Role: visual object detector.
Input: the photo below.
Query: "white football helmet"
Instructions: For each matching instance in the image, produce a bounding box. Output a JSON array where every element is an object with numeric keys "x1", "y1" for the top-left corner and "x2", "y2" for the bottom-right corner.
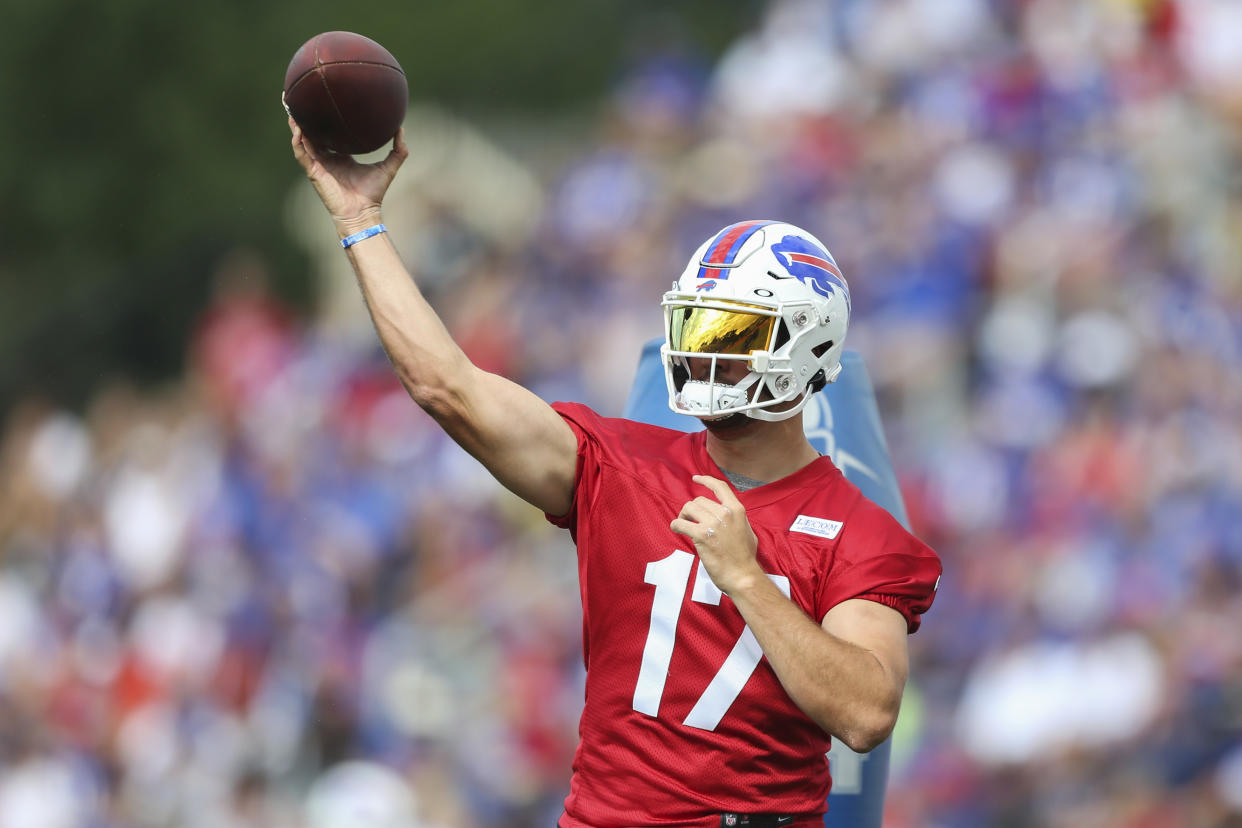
[{"x1": 661, "y1": 220, "x2": 850, "y2": 422}]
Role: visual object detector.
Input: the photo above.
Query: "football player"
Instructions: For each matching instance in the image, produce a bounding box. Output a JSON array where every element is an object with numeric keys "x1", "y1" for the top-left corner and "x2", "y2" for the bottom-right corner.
[{"x1": 290, "y1": 120, "x2": 940, "y2": 828}]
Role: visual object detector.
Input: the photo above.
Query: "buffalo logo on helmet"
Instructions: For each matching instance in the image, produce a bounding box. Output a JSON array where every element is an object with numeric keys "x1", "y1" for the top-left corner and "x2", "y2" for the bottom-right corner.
[{"x1": 771, "y1": 234, "x2": 851, "y2": 313}]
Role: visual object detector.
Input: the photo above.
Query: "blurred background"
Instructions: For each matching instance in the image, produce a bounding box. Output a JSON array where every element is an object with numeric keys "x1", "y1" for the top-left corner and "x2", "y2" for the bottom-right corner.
[{"x1": 2, "y1": 0, "x2": 1241, "y2": 825}]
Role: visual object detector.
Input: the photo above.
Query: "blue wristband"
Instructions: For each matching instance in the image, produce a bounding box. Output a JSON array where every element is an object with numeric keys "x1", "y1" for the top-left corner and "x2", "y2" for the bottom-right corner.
[{"x1": 340, "y1": 223, "x2": 387, "y2": 249}]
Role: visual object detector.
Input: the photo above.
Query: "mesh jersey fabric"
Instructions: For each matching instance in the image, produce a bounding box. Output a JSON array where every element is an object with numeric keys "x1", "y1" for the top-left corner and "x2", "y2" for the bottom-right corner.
[{"x1": 545, "y1": 402, "x2": 941, "y2": 828}]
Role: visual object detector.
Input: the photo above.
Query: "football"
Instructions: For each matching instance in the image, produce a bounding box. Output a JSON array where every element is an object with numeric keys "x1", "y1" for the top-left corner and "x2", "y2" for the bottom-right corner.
[{"x1": 283, "y1": 31, "x2": 408, "y2": 155}]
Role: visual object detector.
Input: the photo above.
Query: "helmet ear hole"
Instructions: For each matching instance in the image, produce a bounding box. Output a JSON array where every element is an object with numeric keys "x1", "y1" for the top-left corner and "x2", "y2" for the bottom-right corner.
[{"x1": 807, "y1": 340, "x2": 835, "y2": 392}]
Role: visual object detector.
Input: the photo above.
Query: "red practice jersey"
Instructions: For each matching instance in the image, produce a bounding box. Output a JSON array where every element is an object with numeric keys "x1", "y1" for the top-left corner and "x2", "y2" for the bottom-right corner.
[{"x1": 546, "y1": 403, "x2": 941, "y2": 828}]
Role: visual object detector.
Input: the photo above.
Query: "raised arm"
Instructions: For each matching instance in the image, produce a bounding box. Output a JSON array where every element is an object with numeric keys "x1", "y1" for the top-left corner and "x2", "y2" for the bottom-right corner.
[{"x1": 289, "y1": 118, "x2": 578, "y2": 516}]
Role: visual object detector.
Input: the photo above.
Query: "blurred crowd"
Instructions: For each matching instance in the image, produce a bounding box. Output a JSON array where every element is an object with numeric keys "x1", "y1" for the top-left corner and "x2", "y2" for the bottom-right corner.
[{"x1": 3, "y1": 0, "x2": 1241, "y2": 825}]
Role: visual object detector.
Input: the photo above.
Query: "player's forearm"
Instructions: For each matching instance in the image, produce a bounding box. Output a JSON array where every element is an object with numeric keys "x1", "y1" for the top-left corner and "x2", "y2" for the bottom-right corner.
[
  {"x1": 728, "y1": 577, "x2": 902, "y2": 752},
  {"x1": 338, "y1": 218, "x2": 473, "y2": 413}
]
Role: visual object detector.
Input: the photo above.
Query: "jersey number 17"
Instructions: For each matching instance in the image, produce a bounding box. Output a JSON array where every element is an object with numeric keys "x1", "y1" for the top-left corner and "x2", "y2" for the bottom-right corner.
[{"x1": 632, "y1": 550, "x2": 790, "y2": 731}]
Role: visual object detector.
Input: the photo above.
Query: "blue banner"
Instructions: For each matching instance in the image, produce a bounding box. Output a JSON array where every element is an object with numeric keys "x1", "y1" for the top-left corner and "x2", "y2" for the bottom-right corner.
[{"x1": 622, "y1": 342, "x2": 902, "y2": 828}]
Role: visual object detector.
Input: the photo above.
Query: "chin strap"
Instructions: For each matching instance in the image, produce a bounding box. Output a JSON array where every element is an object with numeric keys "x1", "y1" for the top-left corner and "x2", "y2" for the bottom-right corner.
[{"x1": 744, "y1": 389, "x2": 814, "y2": 422}]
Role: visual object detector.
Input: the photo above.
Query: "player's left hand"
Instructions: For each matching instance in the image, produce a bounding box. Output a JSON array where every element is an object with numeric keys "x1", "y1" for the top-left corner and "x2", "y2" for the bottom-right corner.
[{"x1": 670, "y1": 475, "x2": 764, "y2": 595}]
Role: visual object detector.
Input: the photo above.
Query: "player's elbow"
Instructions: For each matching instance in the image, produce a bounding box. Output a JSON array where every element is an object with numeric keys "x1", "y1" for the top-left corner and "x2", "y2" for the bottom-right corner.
[
  {"x1": 390, "y1": 343, "x2": 474, "y2": 416},
  {"x1": 832, "y1": 692, "x2": 901, "y2": 754},
  {"x1": 407, "y1": 378, "x2": 462, "y2": 419},
  {"x1": 403, "y1": 360, "x2": 473, "y2": 423},
  {"x1": 837, "y1": 714, "x2": 895, "y2": 754}
]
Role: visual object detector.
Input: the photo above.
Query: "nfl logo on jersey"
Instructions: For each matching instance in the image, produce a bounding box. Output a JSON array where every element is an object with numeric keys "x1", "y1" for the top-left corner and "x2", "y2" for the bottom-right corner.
[{"x1": 724, "y1": 817, "x2": 738, "y2": 827}]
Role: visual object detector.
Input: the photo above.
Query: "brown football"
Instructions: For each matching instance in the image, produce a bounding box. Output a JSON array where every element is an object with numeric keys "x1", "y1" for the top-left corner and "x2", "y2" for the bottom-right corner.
[{"x1": 283, "y1": 31, "x2": 408, "y2": 155}]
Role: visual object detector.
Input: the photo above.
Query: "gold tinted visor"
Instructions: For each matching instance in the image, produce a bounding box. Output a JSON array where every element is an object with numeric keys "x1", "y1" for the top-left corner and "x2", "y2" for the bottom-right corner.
[{"x1": 669, "y1": 304, "x2": 777, "y2": 355}]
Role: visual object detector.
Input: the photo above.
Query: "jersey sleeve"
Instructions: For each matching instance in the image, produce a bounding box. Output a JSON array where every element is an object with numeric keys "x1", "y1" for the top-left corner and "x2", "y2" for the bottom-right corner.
[
  {"x1": 543, "y1": 401, "x2": 606, "y2": 533},
  {"x1": 816, "y1": 495, "x2": 941, "y2": 633}
]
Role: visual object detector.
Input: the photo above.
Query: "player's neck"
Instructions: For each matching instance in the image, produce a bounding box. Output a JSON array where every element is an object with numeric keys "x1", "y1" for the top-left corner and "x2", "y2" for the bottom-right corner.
[{"x1": 703, "y1": 411, "x2": 820, "y2": 484}]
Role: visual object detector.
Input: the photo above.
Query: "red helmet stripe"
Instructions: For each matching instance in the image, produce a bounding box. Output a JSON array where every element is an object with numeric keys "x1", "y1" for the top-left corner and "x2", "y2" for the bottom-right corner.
[
  {"x1": 704, "y1": 220, "x2": 766, "y2": 265},
  {"x1": 786, "y1": 251, "x2": 842, "y2": 278}
]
